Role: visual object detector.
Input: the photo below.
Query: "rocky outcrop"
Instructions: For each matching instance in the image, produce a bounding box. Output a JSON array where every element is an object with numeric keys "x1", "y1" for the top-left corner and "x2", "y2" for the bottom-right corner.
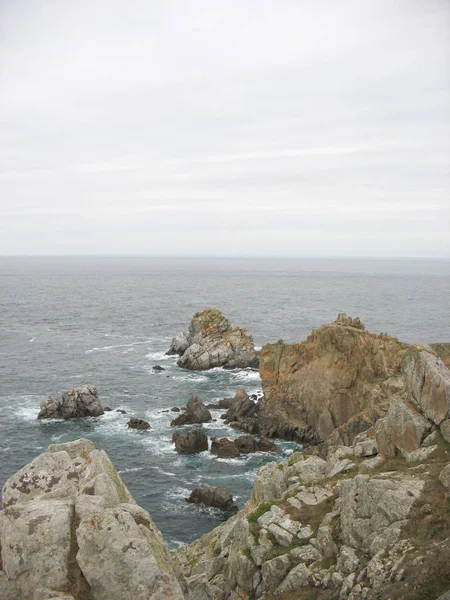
[
  {"x1": 172, "y1": 429, "x2": 208, "y2": 454},
  {"x1": 38, "y1": 385, "x2": 104, "y2": 420},
  {"x1": 170, "y1": 395, "x2": 212, "y2": 426},
  {"x1": 175, "y1": 421, "x2": 450, "y2": 600},
  {"x1": 211, "y1": 435, "x2": 277, "y2": 458},
  {"x1": 258, "y1": 315, "x2": 406, "y2": 444},
  {"x1": 186, "y1": 486, "x2": 238, "y2": 512},
  {"x1": 0, "y1": 439, "x2": 184, "y2": 600},
  {"x1": 168, "y1": 309, "x2": 259, "y2": 370},
  {"x1": 127, "y1": 418, "x2": 150, "y2": 430}
]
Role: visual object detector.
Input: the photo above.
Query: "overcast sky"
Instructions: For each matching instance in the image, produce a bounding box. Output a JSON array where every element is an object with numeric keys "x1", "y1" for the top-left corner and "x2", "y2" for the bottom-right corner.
[{"x1": 0, "y1": 1, "x2": 449, "y2": 257}]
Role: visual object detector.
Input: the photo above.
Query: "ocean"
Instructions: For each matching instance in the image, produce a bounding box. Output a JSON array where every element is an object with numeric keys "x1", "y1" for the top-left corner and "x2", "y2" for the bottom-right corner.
[{"x1": 0, "y1": 256, "x2": 449, "y2": 547}]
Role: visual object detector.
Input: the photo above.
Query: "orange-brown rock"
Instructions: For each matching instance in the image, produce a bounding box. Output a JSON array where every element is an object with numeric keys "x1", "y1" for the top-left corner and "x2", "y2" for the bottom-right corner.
[{"x1": 258, "y1": 315, "x2": 407, "y2": 444}]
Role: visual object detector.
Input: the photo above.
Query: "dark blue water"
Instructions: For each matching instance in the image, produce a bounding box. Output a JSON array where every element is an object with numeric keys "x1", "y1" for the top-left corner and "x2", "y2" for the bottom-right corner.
[{"x1": 0, "y1": 256, "x2": 449, "y2": 546}]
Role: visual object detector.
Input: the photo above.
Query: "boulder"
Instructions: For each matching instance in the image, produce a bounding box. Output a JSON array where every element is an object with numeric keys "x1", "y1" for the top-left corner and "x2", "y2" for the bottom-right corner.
[
  {"x1": 171, "y1": 395, "x2": 212, "y2": 426},
  {"x1": 402, "y1": 345, "x2": 450, "y2": 424},
  {"x1": 186, "y1": 485, "x2": 238, "y2": 512},
  {"x1": 234, "y1": 435, "x2": 258, "y2": 454},
  {"x1": 172, "y1": 429, "x2": 208, "y2": 454},
  {"x1": 38, "y1": 385, "x2": 104, "y2": 420},
  {"x1": 210, "y1": 437, "x2": 240, "y2": 458},
  {"x1": 127, "y1": 418, "x2": 150, "y2": 430},
  {"x1": 0, "y1": 439, "x2": 183, "y2": 600},
  {"x1": 169, "y1": 309, "x2": 259, "y2": 370},
  {"x1": 375, "y1": 396, "x2": 431, "y2": 457}
]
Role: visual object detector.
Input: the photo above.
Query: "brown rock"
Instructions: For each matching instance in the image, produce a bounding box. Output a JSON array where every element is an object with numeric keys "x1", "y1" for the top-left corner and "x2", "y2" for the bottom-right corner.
[
  {"x1": 127, "y1": 418, "x2": 150, "y2": 430},
  {"x1": 170, "y1": 395, "x2": 212, "y2": 426},
  {"x1": 186, "y1": 485, "x2": 238, "y2": 512},
  {"x1": 172, "y1": 429, "x2": 208, "y2": 454},
  {"x1": 210, "y1": 437, "x2": 240, "y2": 458}
]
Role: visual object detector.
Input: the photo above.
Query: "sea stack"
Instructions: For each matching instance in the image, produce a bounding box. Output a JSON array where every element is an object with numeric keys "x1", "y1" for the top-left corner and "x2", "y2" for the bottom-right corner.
[{"x1": 167, "y1": 308, "x2": 259, "y2": 370}]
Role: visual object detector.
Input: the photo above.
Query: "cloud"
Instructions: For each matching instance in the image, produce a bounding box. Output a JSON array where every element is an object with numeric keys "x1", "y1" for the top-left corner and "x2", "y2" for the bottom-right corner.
[{"x1": 0, "y1": 0, "x2": 449, "y2": 256}]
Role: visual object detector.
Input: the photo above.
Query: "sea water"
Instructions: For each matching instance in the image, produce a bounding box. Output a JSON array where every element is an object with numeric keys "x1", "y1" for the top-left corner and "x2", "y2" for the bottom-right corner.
[{"x1": 0, "y1": 256, "x2": 449, "y2": 547}]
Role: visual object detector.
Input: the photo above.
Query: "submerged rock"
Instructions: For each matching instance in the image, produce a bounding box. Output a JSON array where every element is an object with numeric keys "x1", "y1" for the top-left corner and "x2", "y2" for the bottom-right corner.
[
  {"x1": 186, "y1": 485, "x2": 238, "y2": 512},
  {"x1": 38, "y1": 385, "x2": 104, "y2": 420},
  {"x1": 152, "y1": 364, "x2": 165, "y2": 372},
  {"x1": 170, "y1": 395, "x2": 212, "y2": 426},
  {"x1": 168, "y1": 309, "x2": 259, "y2": 370},
  {"x1": 172, "y1": 429, "x2": 208, "y2": 454}
]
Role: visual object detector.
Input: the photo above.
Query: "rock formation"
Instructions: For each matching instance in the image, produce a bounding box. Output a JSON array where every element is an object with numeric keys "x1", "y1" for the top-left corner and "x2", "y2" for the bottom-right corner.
[
  {"x1": 0, "y1": 439, "x2": 184, "y2": 600},
  {"x1": 210, "y1": 435, "x2": 277, "y2": 458},
  {"x1": 167, "y1": 309, "x2": 259, "y2": 370},
  {"x1": 170, "y1": 395, "x2": 212, "y2": 426},
  {"x1": 186, "y1": 485, "x2": 238, "y2": 512},
  {"x1": 257, "y1": 315, "x2": 407, "y2": 444},
  {"x1": 38, "y1": 385, "x2": 104, "y2": 420},
  {"x1": 172, "y1": 429, "x2": 208, "y2": 454},
  {"x1": 127, "y1": 417, "x2": 150, "y2": 430}
]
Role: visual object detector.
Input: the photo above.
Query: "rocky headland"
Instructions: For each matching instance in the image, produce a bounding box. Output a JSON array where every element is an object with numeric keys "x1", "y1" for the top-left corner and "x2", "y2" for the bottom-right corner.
[
  {"x1": 167, "y1": 309, "x2": 259, "y2": 370},
  {"x1": 1, "y1": 312, "x2": 450, "y2": 599}
]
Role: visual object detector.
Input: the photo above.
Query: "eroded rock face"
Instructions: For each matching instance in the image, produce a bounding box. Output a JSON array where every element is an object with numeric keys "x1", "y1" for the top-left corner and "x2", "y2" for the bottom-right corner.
[
  {"x1": 258, "y1": 315, "x2": 406, "y2": 444},
  {"x1": 172, "y1": 429, "x2": 208, "y2": 454},
  {"x1": 170, "y1": 395, "x2": 212, "y2": 426},
  {"x1": 403, "y1": 345, "x2": 450, "y2": 424},
  {"x1": 0, "y1": 439, "x2": 184, "y2": 600},
  {"x1": 169, "y1": 309, "x2": 259, "y2": 370},
  {"x1": 38, "y1": 385, "x2": 104, "y2": 420}
]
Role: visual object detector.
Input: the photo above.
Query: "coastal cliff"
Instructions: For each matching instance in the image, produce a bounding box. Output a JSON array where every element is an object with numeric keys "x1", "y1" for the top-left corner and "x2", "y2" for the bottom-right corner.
[{"x1": 1, "y1": 314, "x2": 449, "y2": 600}]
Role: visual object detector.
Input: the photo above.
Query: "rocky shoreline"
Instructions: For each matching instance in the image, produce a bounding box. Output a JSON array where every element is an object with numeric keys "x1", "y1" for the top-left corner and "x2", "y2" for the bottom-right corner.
[{"x1": 1, "y1": 310, "x2": 449, "y2": 599}]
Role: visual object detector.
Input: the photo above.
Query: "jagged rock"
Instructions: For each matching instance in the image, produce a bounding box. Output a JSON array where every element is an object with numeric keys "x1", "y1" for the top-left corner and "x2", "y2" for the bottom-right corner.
[
  {"x1": 336, "y1": 312, "x2": 365, "y2": 330},
  {"x1": 251, "y1": 461, "x2": 288, "y2": 504},
  {"x1": 406, "y1": 445, "x2": 438, "y2": 462},
  {"x1": 172, "y1": 429, "x2": 208, "y2": 454},
  {"x1": 326, "y1": 458, "x2": 356, "y2": 478},
  {"x1": 337, "y1": 545, "x2": 360, "y2": 574},
  {"x1": 275, "y1": 563, "x2": 311, "y2": 594},
  {"x1": 403, "y1": 345, "x2": 450, "y2": 424},
  {"x1": 170, "y1": 309, "x2": 259, "y2": 370},
  {"x1": 288, "y1": 456, "x2": 328, "y2": 484},
  {"x1": 76, "y1": 504, "x2": 184, "y2": 600},
  {"x1": 222, "y1": 388, "x2": 259, "y2": 432},
  {"x1": 261, "y1": 554, "x2": 291, "y2": 590},
  {"x1": 166, "y1": 331, "x2": 189, "y2": 356},
  {"x1": 38, "y1": 385, "x2": 104, "y2": 420},
  {"x1": 210, "y1": 437, "x2": 240, "y2": 458},
  {"x1": 258, "y1": 316, "x2": 406, "y2": 444},
  {"x1": 0, "y1": 439, "x2": 182, "y2": 600},
  {"x1": 171, "y1": 395, "x2": 212, "y2": 426},
  {"x1": 186, "y1": 485, "x2": 238, "y2": 512},
  {"x1": 375, "y1": 395, "x2": 431, "y2": 457},
  {"x1": 127, "y1": 417, "x2": 150, "y2": 430}
]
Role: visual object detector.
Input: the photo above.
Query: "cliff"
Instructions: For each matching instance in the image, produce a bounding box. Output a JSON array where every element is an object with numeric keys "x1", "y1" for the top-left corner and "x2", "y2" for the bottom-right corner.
[{"x1": 257, "y1": 314, "x2": 407, "y2": 445}]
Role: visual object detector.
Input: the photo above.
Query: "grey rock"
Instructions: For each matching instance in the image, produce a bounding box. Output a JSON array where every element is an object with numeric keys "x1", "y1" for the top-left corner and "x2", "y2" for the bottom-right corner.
[
  {"x1": 354, "y1": 438, "x2": 378, "y2": 457},
  {"x1": 439, "y1": 464, "x2": 450, "y2": 490},
  {"x1": 441, "y1": 419, "x2": 450, "y2": 443},
  {"x1": 326, "y1": 458, "x2": 356, "y2": 478},
  {"x1": 38, "y1": 385, "x2": 104, "y2": 420},
  {"x1": 267, "y1": 523, "x2": 293, "y2": 546},
  {"x1": 261, "y1": 554, "x2": 291, "y2": 590},
  {"x1": 0, "y1": 499, "x2": 74, "y2": 598},
  {"x1": 289, "y1": 544, "x2": 322, "y2": 565},
  {"x1": 76, "y1": 505, "x2": 184, "y2": 600},
  {"x1": 406, "y1": 445, "x2": 438, "y2": 462},
  {"x1": 275, "y1": 563, "x2": 311, "y2": 594},
  {"x1": 403, "y1": 345, "x2": 450, "y2": 424},
  {"x1": 47, "y1": 438, "x2": 95, "y2": 459},
  {"x1": 167, "y1": 331, "x2": 189, "y2": 356},
  {"x1": 174, "y1": 309, "x2": 258, "y2": 370},
  {"x1": 289, "y1": 456, "x2": 328, "y2": 484},
  {"x1": 337, "y1": 545, "x2": 360, "y2": 574},
  {"x1": 252, "y1": 461, "x2": 287, "y2": 503}
]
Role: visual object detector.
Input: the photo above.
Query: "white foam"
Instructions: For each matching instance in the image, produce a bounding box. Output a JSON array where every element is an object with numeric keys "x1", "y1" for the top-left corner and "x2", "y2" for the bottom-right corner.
[
  {"x1": 85, "y1": 340, "x2": 153, "y2": 354},
  {"x1": 172, "y1": 374, "x2": 208, "y2": 383},
  {"x1": 117, "y1": 467, "x2": 143, "y2": 474},
  {"x1": 145, "y1": 351, "x2": 173, "y2": 361},
  {"x1": 231, "y1": 369, "x2": 261, "y2": 382},
  {"x1": 29, "y1": 337, "x2": 35, "y2": 342}
]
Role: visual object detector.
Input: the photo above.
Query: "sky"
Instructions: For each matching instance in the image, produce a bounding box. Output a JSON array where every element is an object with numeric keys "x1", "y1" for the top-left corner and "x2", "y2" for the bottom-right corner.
[{"x1": 0, "y1": 0, "x2": 449, "y2": 257}]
